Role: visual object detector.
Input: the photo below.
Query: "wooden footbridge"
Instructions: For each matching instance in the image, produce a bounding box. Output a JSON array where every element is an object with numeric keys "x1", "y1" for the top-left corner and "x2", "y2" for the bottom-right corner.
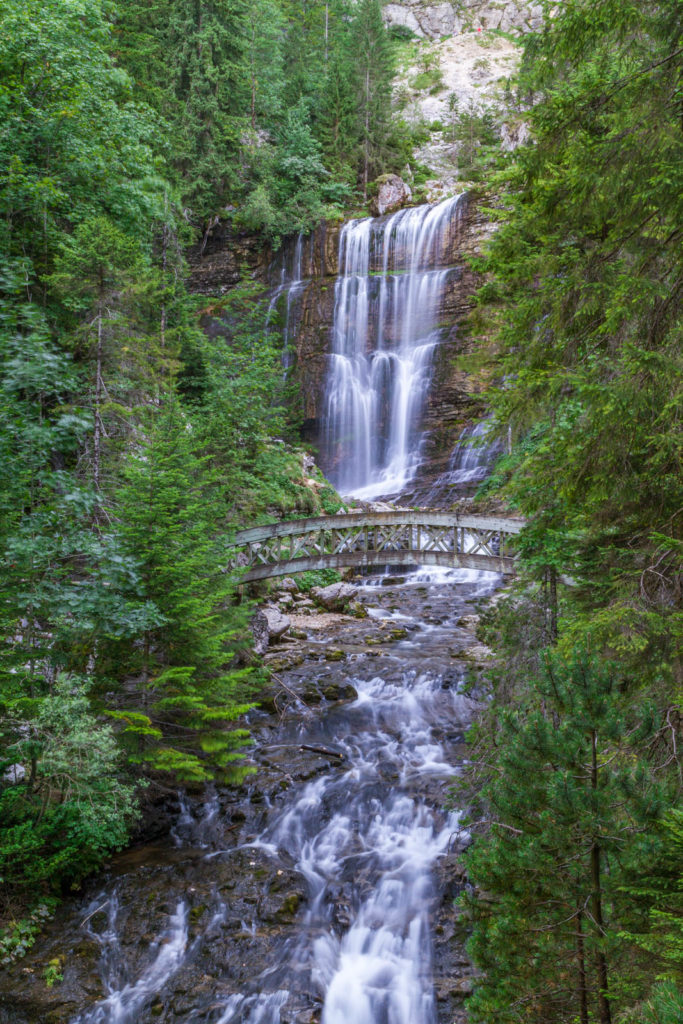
[{"x1": 231, "y1": 511, "x2": 524, "y2": 583}]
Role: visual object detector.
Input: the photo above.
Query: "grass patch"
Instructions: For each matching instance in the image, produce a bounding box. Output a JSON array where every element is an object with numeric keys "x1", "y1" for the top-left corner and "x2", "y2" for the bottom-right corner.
[{"x1": 410, "y1": 69, "x2": 444, "y2": 92}]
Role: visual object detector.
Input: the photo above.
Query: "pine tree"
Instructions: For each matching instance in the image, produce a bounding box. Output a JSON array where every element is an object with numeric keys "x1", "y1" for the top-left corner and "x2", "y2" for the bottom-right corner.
[
  {"x1": 167, "y1": 0, "x2": 249, "y2": 227},
  {"x1": 0, "y1": 273, "x2": 156, "y2": 899},
  {"x1": 348, "y1": 0, "x2": 395, "y2": 195},
  {"x1": 478, "y1": 0, "x2": 682, "y2": 673},
  {"x1": 318, "y1": 22, "x2": 360, "y2": 181},
  {"x1": 48, "y1": 217, "x2": 145, "y2": 491},
  {"x1": 245, "y1": 0, "x2": 285, "y2": 132},
  {"x1": 462, "y1": 652, "x2": 672, "y2": 1024},
  {"x1": 112, "y1": 400, "x2": 257, "y2": 782}
]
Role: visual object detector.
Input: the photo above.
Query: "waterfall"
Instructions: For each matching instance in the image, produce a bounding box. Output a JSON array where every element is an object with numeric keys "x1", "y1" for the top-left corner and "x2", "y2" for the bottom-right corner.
[
  {"x1": 321, "y1": 195, "x2": 465, "y2": 500},
  {"x1": 421, "y1": 418, "x2": 503, "y2": 507},
  {"x1": 266, "y1": 232, "x2": 311, "y2": 367}
]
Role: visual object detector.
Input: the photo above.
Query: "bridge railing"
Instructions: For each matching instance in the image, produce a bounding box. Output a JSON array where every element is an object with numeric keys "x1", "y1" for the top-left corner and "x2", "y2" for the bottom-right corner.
[{"x1": 231, "y1": 511, "x2": 524, "y2": 582}]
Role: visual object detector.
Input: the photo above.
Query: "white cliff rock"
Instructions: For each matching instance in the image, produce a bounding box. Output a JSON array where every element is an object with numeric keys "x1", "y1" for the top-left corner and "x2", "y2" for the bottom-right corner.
[
  {"x1": 500, "y1": 120, "x2": 530, "y2": 151},
  {"x1": 371, "y1": 174, "x2": 413, "y2": 216},
  {"x1": 383, "y1": 1, "x2": 547, "y2": 41}
]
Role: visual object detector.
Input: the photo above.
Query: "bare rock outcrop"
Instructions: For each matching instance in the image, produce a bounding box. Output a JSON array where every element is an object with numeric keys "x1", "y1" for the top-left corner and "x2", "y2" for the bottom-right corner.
[
  {"x1": 383, "y1": 1, "x2": 547, "y2": 40},
  {"x1": 252, "y1": 605, "x2": 291, "y2": 653},
  {"x1": 370, "y1": 174, "x2": 413, "y2": 217}
]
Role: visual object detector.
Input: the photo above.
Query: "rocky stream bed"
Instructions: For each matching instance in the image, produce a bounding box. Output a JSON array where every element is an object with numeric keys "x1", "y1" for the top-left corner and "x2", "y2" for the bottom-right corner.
[{"x1": 0, "y1": 560, "x2": 500, "y2": 1024}]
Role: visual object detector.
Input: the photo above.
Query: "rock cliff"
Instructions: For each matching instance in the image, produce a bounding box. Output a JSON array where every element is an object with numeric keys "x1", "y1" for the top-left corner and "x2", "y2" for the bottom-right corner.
[{"x1": 383, "y1": 0, "x2": 545, "y2": 39}]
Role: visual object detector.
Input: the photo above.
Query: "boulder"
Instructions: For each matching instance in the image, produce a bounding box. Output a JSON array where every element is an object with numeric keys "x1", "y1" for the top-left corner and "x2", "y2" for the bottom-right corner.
[
  {"x1": 279, "y1": 577, "x2": 299, "y2": 593},
  {"x1": 417, "y1": 3, "x2": 457, "y2": 38},
  {"x1": 310, "y1": 581, "x2": 358, "y2": 611},
  {"x1": 262, "y1": 604, "x2": 291, "y2": 638},
  {"x1": 383, "y1": 4, "x2": 424, "y2": 37},
  {"x1": 458, "y1": 613, "x2": 480, "y2": 633},
  {"x1": 370, "y1": 174, "x2": 412, "y2": 217},
  {"x1": 2, "y1": 763, "x2": 25, "y2": 783},
  {"x1": 500, "y1": 120, "x2": 530, "y2": 151},
  {"x1": 251, "y1": 605, "x2": 291, "y2": 653}
]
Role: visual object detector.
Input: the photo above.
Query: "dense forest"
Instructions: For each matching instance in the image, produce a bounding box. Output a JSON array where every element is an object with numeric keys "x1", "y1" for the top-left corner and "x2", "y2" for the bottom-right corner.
[
  {"x1": 0, "y1": 0, "x2": 681, "y2": 1021},
  {"x1": 460, "y1": 2, "x2": 682, "y2": 1021},
  {"x1": 0, "y1": 0, "x2": 405, "y2": 914}
]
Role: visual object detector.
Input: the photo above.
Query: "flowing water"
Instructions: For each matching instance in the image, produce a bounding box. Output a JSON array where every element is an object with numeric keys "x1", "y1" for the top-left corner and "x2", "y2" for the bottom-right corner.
[
  {"x1": 418, "y1": 420, "x2": 503, "y2": 508},
  {"x1": 266, "y1": 233, "x2": 313, "y2": 369},
  {"x1": 321, "y1": 196, "x2": 465, "y2": 499},
  {"x1": 39, "y1": 562, "x2": 497, "y2": 1024}
]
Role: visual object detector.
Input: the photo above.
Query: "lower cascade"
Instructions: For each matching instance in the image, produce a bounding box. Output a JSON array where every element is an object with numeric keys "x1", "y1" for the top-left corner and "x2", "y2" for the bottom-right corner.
[
  {"x1": 62, "y1": 563, "x2": 498, "y2": 1024},
  {"x1": 321, "y1": 195, "x2": 466, "y2": 499}
]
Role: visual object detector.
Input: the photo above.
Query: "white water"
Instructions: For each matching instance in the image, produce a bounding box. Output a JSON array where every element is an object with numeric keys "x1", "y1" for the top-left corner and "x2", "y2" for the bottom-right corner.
[
  {"x1": 322, "y1": 196, "x2": 465, "y2": 499},
  {"x1": 266, "y1": 232, "x2": 310, "y2": 368},
  {"x1": 212, "y1": 651, "x2": 479, "y2": 1024},
  {"x1": 72, "y1": 901, "x2": 189, "y2": 1024},
  {"x1": 422, "y1": 419, "x2": 502, "y2": 508},
  {"x1": 59, "y1": 195, "x2": 502, "y2": 1024},
  {"x1": 65, "y1": 574, "x2": 498, "y2": 1024}
]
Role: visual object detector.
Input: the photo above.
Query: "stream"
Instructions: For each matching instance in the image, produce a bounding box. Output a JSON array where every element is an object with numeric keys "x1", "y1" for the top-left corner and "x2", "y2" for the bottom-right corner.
[{"x1": 1, "y1": 559, "x2": 499, "y2": 1024}]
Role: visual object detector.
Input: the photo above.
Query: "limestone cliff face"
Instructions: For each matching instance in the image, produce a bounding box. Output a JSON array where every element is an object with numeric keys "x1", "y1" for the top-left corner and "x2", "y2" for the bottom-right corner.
[{"x1": 383, "y1": 0, "x2": 545, "y2": 39}]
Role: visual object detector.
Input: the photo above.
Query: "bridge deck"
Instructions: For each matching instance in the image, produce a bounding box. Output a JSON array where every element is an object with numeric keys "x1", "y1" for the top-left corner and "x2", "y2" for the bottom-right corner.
[{"x1": 232, "y1": 511, "x2": 524, "y2": 583}]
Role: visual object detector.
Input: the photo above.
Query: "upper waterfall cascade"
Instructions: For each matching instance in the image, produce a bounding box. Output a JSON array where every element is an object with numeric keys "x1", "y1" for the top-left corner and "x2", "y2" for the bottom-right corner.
[{"x1": 321, "y1": 195, "x2": 465, "y2": 500}]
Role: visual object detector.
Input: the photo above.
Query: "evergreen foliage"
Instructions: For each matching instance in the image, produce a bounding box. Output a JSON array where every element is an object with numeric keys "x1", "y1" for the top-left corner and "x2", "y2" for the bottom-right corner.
[
  {"x1": 462, "y1": 649, "x2": 675, "y2": 1023},
  {"x1": 478, "y1": 0, "x2": 682, "y2": 667},
  {"x1": 0, "y1": 0, "x2": 352, "y2": 921},
  {"x1": 111, "y1": 400, "x2": 256, "y2": 783},
  {"x1": 462, "y1": 1, "x2": 682, "y2": 1020}
]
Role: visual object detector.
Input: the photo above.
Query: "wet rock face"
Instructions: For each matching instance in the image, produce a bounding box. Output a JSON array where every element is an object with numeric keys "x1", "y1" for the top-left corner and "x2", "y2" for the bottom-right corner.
[
  {"x1": 278, "y1": 197, "x2": 491, "y2": 472},
  {"x1": 190, "y1": 197, "x2": 492, "y2": 476},
  {"x1": 186, "y1": 223, "x2": 269, "y2": 295}
]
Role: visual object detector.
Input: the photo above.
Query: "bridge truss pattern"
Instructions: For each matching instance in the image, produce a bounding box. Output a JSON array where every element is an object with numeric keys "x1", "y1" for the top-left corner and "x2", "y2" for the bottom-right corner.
[{"x1": 231, "y1": 511, "x2": 524, "y2": 583}]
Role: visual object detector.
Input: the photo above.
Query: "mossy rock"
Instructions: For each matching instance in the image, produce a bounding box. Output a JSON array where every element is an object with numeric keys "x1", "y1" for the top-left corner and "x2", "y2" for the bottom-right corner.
[
  {"x1": 324, "y1": 649, "x2": 346, "y2": 662},
  {"x1": 277, "y1": 892, "x2": 301, "y2": 919},
  {"x1": 323, "y1": 682, "x2": 358, "y2": 702},
  {"x1": 189, "y1": 904, "x2": 207, "y2": 924}
]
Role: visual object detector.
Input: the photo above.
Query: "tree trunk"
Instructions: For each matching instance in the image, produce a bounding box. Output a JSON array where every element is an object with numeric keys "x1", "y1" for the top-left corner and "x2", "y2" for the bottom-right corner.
[
  {"x1": 363, "y1": 67, "x2": 370, "y2": 199},
  {"x1": 160, "y1": 199, "x2": 168, "y2": 353},
  {"x1": 591, "y1": 729, "x2": 612, "y2": 1024},
  {"x1": 546, "y1": 565, "x2": 558, "y2": 643},
  {"x1": 93, "y1": 304, "x2": 103, "y2": 491},
  {"x1": 576, "y1": 906, "x2": 589, "y2": 1024}
]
